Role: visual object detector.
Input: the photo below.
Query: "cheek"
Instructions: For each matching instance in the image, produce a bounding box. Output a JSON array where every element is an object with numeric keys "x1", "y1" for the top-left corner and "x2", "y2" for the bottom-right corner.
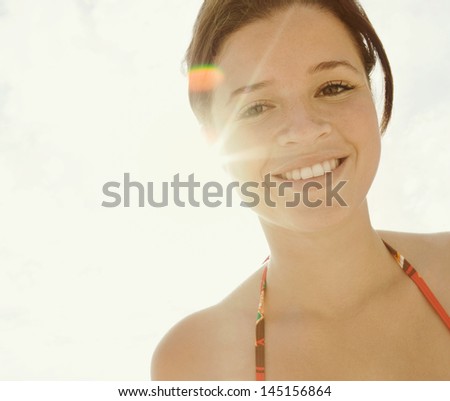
[
  {"x1": 332, "y1": 92, "x2": 379, "y2": 129},
  {"x1": 333, "y1": 94, "x2": 381, "y2": 147},
  {"x1": 329, "y1": 94, "x2": 381, "y2": 182},
  {"x1": 350, "y1": 98, "x2": 382, "y2": 189},
  {"x1": 351, "y1": 97, "x2": 381, "y2": 157}
]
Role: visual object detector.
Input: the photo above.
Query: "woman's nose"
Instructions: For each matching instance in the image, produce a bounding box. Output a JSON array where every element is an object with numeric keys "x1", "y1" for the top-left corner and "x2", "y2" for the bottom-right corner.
[{"x1": 276, "y1": 104, "x2": 332, "y2": 146}]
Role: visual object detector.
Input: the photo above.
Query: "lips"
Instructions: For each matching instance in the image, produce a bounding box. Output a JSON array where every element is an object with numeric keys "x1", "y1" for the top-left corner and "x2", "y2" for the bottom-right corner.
[{"x1": 273, "y1": 157, "x2": 347, "y2": 181}]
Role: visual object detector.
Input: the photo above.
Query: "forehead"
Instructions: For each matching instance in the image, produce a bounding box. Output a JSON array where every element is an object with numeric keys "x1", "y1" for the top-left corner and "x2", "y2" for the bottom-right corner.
[{"x1": 212, "y1": 5, "x2": 364, "y2": 105}]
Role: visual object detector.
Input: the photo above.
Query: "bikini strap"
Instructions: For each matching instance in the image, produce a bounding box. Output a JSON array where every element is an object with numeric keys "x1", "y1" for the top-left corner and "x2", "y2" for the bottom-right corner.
[
  {"x1": 382, "y1": 240, "x2": 450, "y2": 329},
  {"x1": 255, "y1": 258, "x2": 268, "y2": 381}
]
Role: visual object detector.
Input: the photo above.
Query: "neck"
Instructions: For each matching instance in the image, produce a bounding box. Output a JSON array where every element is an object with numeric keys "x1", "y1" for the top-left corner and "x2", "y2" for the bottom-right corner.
[{"x1": 259, "y1": 201, "x2": 400, "y2": 319}]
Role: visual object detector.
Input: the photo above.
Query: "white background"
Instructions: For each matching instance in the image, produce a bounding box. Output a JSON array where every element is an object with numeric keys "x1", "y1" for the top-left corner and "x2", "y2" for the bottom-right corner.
[{"x1": 0, "y1": 0, "x2": 449, "y2": 379}]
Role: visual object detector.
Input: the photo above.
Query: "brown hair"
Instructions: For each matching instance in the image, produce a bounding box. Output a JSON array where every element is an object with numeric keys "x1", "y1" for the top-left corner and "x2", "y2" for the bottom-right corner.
[{"x1": 185, "y1": 0, "x2": 393, "y2": 133}]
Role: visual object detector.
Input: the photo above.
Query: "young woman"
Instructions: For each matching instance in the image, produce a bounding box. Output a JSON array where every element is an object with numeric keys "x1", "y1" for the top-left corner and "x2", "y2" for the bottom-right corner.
[{"x1": 152, "y1": 0, "x2": 450, "y2": 380}]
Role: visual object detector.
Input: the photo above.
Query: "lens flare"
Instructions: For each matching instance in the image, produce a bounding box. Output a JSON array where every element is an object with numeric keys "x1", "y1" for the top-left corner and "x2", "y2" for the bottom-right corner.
[{"x1": 188, "y1": 65, "x2": 224, "y2": 92}]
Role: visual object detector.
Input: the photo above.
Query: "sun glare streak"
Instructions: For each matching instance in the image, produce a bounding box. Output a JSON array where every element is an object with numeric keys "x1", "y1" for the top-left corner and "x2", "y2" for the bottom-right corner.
[
  {"x1": 194, "y1": 10, "x2": 298, "y2": 169},
  {"x1": 219, "y1": 7, "x2": 299, "y2": 144},
  {"x1": 227, "y1": 8, "x2": 296, "y2": 106}
]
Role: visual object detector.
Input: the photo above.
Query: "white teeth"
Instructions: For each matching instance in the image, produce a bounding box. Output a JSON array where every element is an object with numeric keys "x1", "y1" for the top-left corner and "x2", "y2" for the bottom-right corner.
[
  {"x1": 300, "y1": 166, "x2": 313, "y2": 180},
  {"x1": 278, "y1": 158, "x2": 342, "y2": 181},
  {"x1": 312, "y1": 163, "x2": 324, "y2": 177}
]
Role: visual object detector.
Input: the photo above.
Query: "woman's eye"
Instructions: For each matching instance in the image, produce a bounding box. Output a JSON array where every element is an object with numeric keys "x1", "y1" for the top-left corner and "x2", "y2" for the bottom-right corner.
[
  {"x1": 238, "y1": 102, "x2": 273, "y2": 119},
  {"x1": 319, "y1": 81, "x2": 354, "y2": 97}
]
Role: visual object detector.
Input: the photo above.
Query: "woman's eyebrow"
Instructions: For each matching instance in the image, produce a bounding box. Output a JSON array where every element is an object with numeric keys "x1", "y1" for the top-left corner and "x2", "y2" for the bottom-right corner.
[
  {"x1": 309, "y1": 60, "x2": 359, "y2": 74},
  {"x1": 227, "y1": 80, "x2": 274, "y2": 105}
]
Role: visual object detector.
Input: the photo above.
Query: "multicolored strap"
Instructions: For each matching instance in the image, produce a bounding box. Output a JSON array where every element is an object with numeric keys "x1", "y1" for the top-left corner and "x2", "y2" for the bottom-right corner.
[
  {"x1": 255, "y1": 241, "x2": 450, "y2": 381},
  {"x1": 382, "y1": 240, "x2": 450, "y2": 330},
  {"x1": 255, "y1": 257, "x2": 269, "y2": 381}
]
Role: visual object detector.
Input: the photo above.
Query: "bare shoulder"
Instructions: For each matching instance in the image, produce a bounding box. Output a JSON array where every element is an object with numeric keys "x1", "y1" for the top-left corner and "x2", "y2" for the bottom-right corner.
[
  {"x1": 377, "y1": 229, "x2": 450, "y2": 312},
  {"x1": 151, "y1": 306, "x2": 226, "y2": 381},
  {"x1": 151, "y1": 267, "x2": 264, "y2": 381}
]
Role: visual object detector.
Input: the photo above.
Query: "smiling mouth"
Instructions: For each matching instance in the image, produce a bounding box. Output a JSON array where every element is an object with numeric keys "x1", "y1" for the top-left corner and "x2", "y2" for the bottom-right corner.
[{"x1": 274, "y1": 157, "x2": 347, "y2": 181}]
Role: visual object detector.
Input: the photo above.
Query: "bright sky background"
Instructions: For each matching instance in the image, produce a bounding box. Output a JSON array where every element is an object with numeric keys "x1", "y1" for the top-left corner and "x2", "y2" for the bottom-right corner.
[{"x1": 0, "y1": 0, "x2": 449, "y2": 379}]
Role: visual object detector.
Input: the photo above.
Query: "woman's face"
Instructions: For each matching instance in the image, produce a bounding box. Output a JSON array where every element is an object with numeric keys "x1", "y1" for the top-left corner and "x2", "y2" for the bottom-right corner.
[{"x1": 209, "y1": 5, "x2": 381, "y2": 231}]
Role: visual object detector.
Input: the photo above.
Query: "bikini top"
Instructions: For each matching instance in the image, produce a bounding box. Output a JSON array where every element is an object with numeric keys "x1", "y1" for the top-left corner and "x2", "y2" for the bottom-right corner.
[{"x1": 255, "y1": 240, "x2": 450, "y2": 381}]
